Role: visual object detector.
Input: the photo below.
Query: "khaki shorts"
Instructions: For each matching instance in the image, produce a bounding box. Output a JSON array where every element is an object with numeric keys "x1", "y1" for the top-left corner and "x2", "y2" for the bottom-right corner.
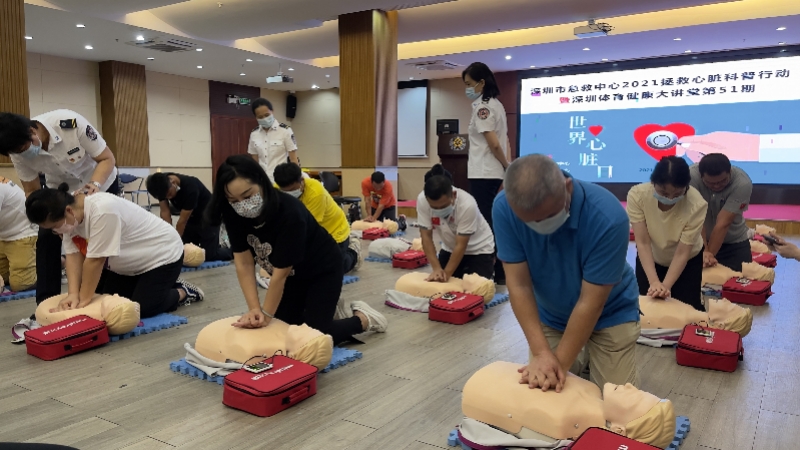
[
  {"x1": 0, "y1": 235, "x2": 37, "y2": 292},
  {"x1": 529, "y1": 321, "x2": 640, "y2": 389}
]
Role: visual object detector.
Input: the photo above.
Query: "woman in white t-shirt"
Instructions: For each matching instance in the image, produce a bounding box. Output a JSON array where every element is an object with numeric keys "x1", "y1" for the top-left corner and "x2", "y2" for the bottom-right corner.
[
  {"x1": 25, "y1": 184, "x2": 204, "y2": 318},
  {"x1": 462, "y1": 62, "x2": 510, "y2": 283}
]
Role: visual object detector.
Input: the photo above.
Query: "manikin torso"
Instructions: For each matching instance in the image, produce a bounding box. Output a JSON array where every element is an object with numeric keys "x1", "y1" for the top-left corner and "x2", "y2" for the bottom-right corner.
[
  {"x1": 394, "y1": 272, "x2": 496, "y2": 302},
  {"x1": 638, "y1": 296, "x2": 708, "y2": 329},
  {"x1": 351, "y1": 219, "x2": 398, "y2": 234},
  {"x1": 35, "y1": 293, "x2": 140, "y2": 335},
  {"x1": 703, "y1": 262, "x2": 774, "y2": 285}
]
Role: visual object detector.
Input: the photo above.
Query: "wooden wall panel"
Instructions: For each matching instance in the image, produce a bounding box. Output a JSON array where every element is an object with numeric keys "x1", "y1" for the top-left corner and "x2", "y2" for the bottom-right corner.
[
  {"x1": 210, "y1": 115, "x2": 257, "y2": 183},
  {"x1": 99, "y1": 61, "x2": 149, "y2": 167},
  {"x1": 0, "y1": 0, "x2": 29, "y2": 165},
  {"x1": 374, "y1": 10, "x2": 398, "y2": 168},
  {"x1": 494, "y1": 71, "x2": 520, "y2": 161},
  {"x1": 209, "y1": 81, "x2": 260, "y2": 118}
]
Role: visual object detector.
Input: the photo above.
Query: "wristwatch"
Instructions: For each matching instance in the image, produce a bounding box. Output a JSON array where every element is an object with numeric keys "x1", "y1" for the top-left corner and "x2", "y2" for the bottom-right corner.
[{"x1": 90, "y1": 181, "x2": 102, "y2": 189}]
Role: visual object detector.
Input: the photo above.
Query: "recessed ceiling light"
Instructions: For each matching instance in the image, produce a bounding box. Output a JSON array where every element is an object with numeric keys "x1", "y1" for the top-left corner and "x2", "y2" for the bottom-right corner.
[
  {"x1": 325, "y1": 74, "x2": 330, "y2": 77},
  {"x1": 196, "y1": 48, "x2": 203, "y2": 52},
  {"x1": 136, "y1": 35, "x2": 144, "y2": 41},
  {"x1": 240, "y1": 73, "x2": 246, "y2": 76},
  {"x1": 601, "y1": 58, "x2": 608, "y2": 61},
  {"x1": 312, "y1": 84, "x2": 319, "y2": 89},
  {"x1": 85, "y1": 45, "x2": 93, "y2": 50},
  {"x1": 673, "y1": 38, "x2": 682, "y2": 41},
  {"x1": 288, "y1": 68, "x2": 295, "y2": 71},
  {"x1": 777, "y1": 27, "x2": 786, "y2": 31},
  {"x1": 246, "y1": 58, "x2": 253, "y2": 62},
  {"x1": 147, "y1": 57, "x2": 155, "y2": 60},
  {"x1": 583, "y1": 47, "x2": 590, "y2": 51},
  {"x1": 529, "y1": 65, "x2": 536, "y2": 68},
  {"x1": 24, "y1": 36, "x2": 32, "y2": 40},
  {"x1": 505, "y1": 55, "x2": 512, "y2": 60},
  {"x1": 76, "y1": 24, "x2": 85, "y2": 28},
  {"x1": 197, "y1": 65, "x2": 203, "y2": 69},
  {"x1": 779, "y1": 42, "x2": 786, "y2": 45},
  {"x1": 684, "y1": 50, "x2": 692, "y2": 53}
]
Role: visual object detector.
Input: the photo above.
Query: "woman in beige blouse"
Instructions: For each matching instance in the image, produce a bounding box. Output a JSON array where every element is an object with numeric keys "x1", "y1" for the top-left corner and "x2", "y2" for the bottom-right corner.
[{"x1": 627, "y1": 156, "x2": 708, "y2": 310}]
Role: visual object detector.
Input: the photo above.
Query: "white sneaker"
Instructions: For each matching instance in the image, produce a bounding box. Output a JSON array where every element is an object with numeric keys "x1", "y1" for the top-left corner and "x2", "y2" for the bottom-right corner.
[
  {"x1": 348, "y1": 237, "x2": 363, "y2": 273},
  {"x1": 334, "y1": 297, "x2": 353, "y2": 320},
  {"x1": 11, "y1": 318, "x2": 40, "y2": 344},
  {"x1": 256, "y1": 274, "x2": 270, "y2": 289},
  {"x1": 351, "y1": 301, "x2": 388, "y2": 333}
]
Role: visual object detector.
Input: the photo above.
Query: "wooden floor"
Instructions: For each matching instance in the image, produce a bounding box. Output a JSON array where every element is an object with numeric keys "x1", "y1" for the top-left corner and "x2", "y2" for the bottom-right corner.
[{"x1": 1, "y1": 228, "x2": 799, "y2": 450}]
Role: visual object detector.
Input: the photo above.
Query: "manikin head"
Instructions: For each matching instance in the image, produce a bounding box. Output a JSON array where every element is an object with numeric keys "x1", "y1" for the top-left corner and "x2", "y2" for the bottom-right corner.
[
  {"x1": 504, "y1": 155, "x2": 574, "y2": 235},
  {"x1": 183, "y1": 243, "x2": 206, "y2": 267},
  {"x1": 273, "y1": 162, "x2": 305, "y2": 199},
  {"x1": 603, "y1": 383, "x2": 676, "y2": 449},
  {"x1": 650, "y1": 156, "x2": 691, "y2": 207},
  {"x1": 698, "y1": 153, "x2": 732, "y2": 193}
]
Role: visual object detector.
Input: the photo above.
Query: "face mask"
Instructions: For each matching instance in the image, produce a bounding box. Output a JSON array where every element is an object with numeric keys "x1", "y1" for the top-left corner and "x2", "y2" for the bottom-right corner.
[
  {"x1": 230, "y1": 193, "x2": 264, "y2": 219},
  {"x1": 432, "y1": 204, "x2": 454, "y2": 219},
  {"x1": 465, "y1": 86, "x2": 482, "y2": 101},
  {"x1": 257, "y1": 116, "x2": 274, "y2": 129},
  {"x1": 53, "y1": 214, "x2": 76, "y2": 235},
  {"x1": 653, "y1": 192, "x2": 684, "y2": 206},
  {"x1": 20, "y1": 142, "x2": 41, "y2": 159},
  {"x1": 525, "y1": 203, "x2": 570, "y2": 235},
  {"x1": 173, "y1": 184, "x2": 180, "y2": 193},
  {"x1": 286, "y1": 189, "x2": 302, "y2": 199}
]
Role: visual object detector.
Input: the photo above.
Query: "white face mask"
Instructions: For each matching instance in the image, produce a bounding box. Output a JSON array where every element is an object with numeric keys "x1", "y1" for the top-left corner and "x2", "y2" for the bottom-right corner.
[
  {"x1": 257, "y1": 116, "x2": 274, "y2": 129},
  {"x1": 230, "y1": 193, "x2": 264, "y2": 219},
  {"x1": 286, "y1": 189, "x2": 302, "y2": 198},
  {"x1": 53, "y1": 212, "x2": 78, "y2": 235},
  {"x1": 525, "y1": 200, "x2": 570, "y2": 235}
]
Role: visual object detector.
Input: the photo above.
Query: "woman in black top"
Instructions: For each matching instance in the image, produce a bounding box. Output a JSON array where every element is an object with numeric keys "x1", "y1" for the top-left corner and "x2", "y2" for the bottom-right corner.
[
  {"x1": 147, "y1": 172, "x2": 233, "y2": 262},
  {"x1": 206, "y1": 155, "x2": 387, "y2": 344}
]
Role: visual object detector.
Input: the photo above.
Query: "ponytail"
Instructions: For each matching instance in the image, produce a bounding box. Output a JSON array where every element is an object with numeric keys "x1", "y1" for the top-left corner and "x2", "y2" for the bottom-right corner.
[{"x1": 25, "y1": 182, "x2": 75, "y2": 224}]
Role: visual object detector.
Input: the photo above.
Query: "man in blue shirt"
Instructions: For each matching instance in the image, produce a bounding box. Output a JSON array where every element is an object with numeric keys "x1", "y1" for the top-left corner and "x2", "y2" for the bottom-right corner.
[{"x1": 493, "y1": 154, "x2": 640, "y2": 392}]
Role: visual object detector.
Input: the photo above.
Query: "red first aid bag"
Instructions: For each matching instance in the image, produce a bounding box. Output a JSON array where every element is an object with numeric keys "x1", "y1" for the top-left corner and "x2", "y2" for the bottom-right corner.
[
  {"x1": 392, "y1": 250, "x2": 428, "y2": 269},
  {"x1": 223, "y1": 354, "x2": 318, "y2": 417},
  {"x1": 721, "y1": 277, "x2": 773, "y2": 306},
  {"x1": 569, "y1": 427, "x2": 661, "y2": 449},
  {"x1": 25, "y1": 315, "x2": 109, "y2": 361},
  {"x1": 362, "y1": 228, "x2": 390, "y2": 241},
  {"x1": 676, "y1": 324, "x2": 743, "y2": 373},
  {"x1": 751, "y1": 251, "x2": 777, "y2": 268},
  {"x1": 429, "y1": 292, "x2": 484, "y2": 325}
]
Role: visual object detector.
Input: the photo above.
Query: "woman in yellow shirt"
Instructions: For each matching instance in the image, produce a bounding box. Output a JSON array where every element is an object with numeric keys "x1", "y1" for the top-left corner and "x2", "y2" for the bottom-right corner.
[{"x1": 627, "y1": 156, "x2": 708, "y2": 310}]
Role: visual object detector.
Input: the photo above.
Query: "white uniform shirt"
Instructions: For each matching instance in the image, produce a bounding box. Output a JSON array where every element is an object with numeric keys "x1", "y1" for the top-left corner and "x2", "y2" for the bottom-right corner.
[
  {"x1": 247, "y1": 121, "x2": 298, "y2": 184},
  {"x1": 62, "y1": 193, "x2": 183, "y2": 276},
  {"x1": 416, "y1": 188, "x2": 495, "y2": 255},
  {"x1": 0, "y1": 177, "x2": 38, "y2": 242},
  {"x1": 467, "y1": 97, "x2": 507, "y2": 180},
  {"x1": 10, "y1": 110, "x2": 117, "y2": 193}
]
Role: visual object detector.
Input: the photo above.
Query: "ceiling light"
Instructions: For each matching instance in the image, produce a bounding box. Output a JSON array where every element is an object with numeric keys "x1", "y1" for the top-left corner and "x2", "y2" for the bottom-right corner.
[
  {"x1": 325, "y1": 74, "x2": 330, "y2": 78},
  {"x1": 147, "y1": 57, "x2": 155, "y2": 60},
  {"x1": 288, "y1": 68, "x2": 295, "y2": 71},
  {"x1": 136, "y1": 35, "x2": 144, "y2": 41},
  {"x1": 24, "y1": 36, "x2": 32, "y2": 40},
  {"x1": 583, "y1": 47, "x2": 590, "y2": 51},
  {"x1": 240, "y1": 73, "x2": 246, "y2": 76},
  {"x1": 779, "y1": 42, "x2": 786, "y2": 45},
  {"x1": 777, "y1": 27, "x2": 786, "y2": 31},
  {"x1": 529, "y1": 65, "x2": 536, "y2": 68},
  {"x1": 673, "y1": 38, "x2": 682, "y2": 41},
  {"x1": 196, "y1": 48, "x2": 203, "y2": 52},
  {"x1": 76, "y1": 24, "x2": 85, "y2": 28},
  {"x1": 312, "y1": 84, "x2": 319, "y2": 89},
  {"x1": 246, "y1": 58, "x2": 253, "y2": 62},
  {"x1": 505, "y1": 55, "x2": 512, "y2": 60},
  {"x1": 85, "y1": 45, "x2": 93, "y2": 50},
  {"x1": 197, "y1": 65, "x2": 203, "y2": 69},
  {"x1": 684, "y1": 50, "x2": 692, "y2": 53},
  {"x1": 601, "y1": 58, "x2": 608, "y2": 61},
  {"x1": 409, "y1": 77, "x2": 414, "y2": 80}
]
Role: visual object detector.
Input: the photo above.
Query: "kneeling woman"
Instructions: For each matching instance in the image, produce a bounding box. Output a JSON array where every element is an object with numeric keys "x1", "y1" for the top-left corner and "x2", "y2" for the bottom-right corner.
[
  {"x1": 25, "y1": 184, "x2": 203, "y2": 317},
  {"x1": 206, "y1": 155, "x2": 386, "y2": 344},
  {"x1": 627, "y1": 156, "x2": 707, "y2": 310}
]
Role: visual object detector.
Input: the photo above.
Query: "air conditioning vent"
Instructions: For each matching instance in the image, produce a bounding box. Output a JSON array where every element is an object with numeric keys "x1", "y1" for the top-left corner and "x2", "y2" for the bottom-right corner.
[
  {"x1": 387, "y1": 0, "x2": 455, "y2": 10},
  {"x1": 124, "y1": 37, "x2": 197, "y2": 53},
  {"x1": 408, "y1": 60, "x2": 461, "y2": 71}
]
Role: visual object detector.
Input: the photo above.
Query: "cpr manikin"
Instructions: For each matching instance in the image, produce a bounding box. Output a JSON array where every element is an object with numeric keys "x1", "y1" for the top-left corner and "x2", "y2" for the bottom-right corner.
[
  {"x1": 193, "y1": 316, "x2": 333, "y2": 370},
  {"x1": 462, "y1": 361, "x2": 675, "y2": 449},
  {"x1": 368, "y1": 238, "x2": 411, "y2": 259},
  {"x1": 350, "y1": 219, "x2": 399, "y2": 235},
  {"x1": 35, "y1": 294, "x2": 141, "y2": 335},
  {"x1": 638, "y1": 295, "x2": 752, "y2": 337},
  {"x1": 183, "y1": 243, "x2": 206, "y2": 267},
  {"x1": 750, "y1": 240, "x2": 771, "y2": 255},
  {"x1": 702, "y1": 262, "x2": 775, "y2": 285},
  {"x1": 394, "y1": 272, "x2": 496, "y2": 302},
  {"x1": 411, "y1": 238, "x2": 422, "y2": 251}
]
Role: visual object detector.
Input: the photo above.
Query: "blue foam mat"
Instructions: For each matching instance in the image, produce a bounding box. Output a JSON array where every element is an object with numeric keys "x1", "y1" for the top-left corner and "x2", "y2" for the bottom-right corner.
[
  {"x1": 181, "y1": 261, "x2": 231, "y2": 273},
  {"x1": 365, "y1": 256, "x2": 392, "y2": 263},
  {"x1": 110, "y1": 313, "x2": 188, "y2": 342},
  {"x1": 343, "y1": 275, "x2": 360, "y2": 285},
  {"x1": 169, "y1": 346, "x2": 363, "y2": 385},
  {"x1": 447, "y1": 416, "x2": 690, "y2": 449},
  {"x1": 0, "y1": 289, "x2": 37, "y2": 303},
  {"x1": 486, "y1": 293, "x2": 509, "y2": 309},
  {"x1": 391, "y1": 231, "x2": 405, "y2": 237}
]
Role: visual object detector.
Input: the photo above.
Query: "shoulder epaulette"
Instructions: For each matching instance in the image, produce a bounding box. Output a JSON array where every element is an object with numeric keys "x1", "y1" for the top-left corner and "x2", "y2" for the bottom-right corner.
[
  {"x1": 279, "y1": 122, "x2": 289, "y2": 129},
  {"x1": 59, "y1": 119, "x2": 77, "y2": 129}
]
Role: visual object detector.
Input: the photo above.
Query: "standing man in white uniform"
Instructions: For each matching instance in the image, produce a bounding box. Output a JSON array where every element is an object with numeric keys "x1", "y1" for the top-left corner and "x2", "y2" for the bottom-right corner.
[
  {"x1": 247, "y1": 98, "x2": 299, "y2": 184},
  {"x1": 462, "y1": 62, "x2": 510, "y2": 284},
  {"x1": 0, "y1": 109, "x2": 118, "y2": 335}
]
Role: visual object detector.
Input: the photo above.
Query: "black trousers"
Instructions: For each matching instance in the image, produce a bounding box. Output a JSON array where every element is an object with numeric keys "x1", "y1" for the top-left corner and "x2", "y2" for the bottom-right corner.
[
  {"x1": 35, "y1": 177, "x2": 120, "y2": 304},
  {"x1": 274, "y1": 267, "x2": 362, "y2": 346},
  {"x1": 468, "y1": 178, "x2": 504, "y2": 281},
  {"x1": 635, "y1": 249, "x2": 704, "y2": 311},
  {"x1": 714, "y1": 240, "x2": 753, "y2": 272},
  {"x1": 182, "y1": 221, "x2": 233, "y2": 262},
  {"x1": 337, "y1": 237, "x2": 357, "y2": 274},
  {"x1": 438, "y1": 250, "x2": 495, "y2": 280},
  {"x1": 370, "y1": 206, "x2": 396, "y2": 222},
  {"x1": 96, "y1": 255, "x2": 184, "y2": 318}
]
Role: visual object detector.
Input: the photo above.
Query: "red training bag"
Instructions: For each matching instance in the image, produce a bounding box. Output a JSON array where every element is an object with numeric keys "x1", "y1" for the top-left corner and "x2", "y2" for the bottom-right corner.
[
  {"x1": 721, "y1": 277, "x2": 773, "y2": 306},
  {"x1": 429, "y1": 292, "x2": 484, "y2": 325},
  {"x1": 751, "y1": 251, "x2": 777, "y2": 268},
  {"x1": 676, "y1": 324, "x2": 743, "y2": 373},
  {"x1": 392, "y1": 250, "x2": 429, "y2": 269},
  {"x1": 362, "y1": 228, "x2": 390, "y2": 241},
  {"x1": 569, "y1": 427, "x2": 661, "y2": 449},
  {"x1": 25, "y1": 315, "x2": 109, "y2": 361}
]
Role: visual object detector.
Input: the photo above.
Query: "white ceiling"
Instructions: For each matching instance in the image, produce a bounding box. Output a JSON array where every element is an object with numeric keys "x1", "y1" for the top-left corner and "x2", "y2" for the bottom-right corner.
[{"x1": 21, "y1": 0, "x2": 800, "y2": 92}]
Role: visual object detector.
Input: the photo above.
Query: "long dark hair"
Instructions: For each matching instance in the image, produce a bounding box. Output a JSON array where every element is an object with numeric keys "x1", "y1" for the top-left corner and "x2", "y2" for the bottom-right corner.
[
  {"x1": 462, "y1": 62, "x2": 500, "y2": 100},
  {"x1": 25, "y1": 183, "x2": 76, "y2": 224},
  {"x1": 206, "y1": 155, "x2": 280, "y2": 227},
  {"x1": 651, "y1": 156, "x2": 691, "y2": 188}
]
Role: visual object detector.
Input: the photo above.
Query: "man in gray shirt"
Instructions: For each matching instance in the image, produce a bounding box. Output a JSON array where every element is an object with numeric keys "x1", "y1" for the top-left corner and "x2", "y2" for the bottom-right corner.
[{"x1": 689, "y1": 153, "x2": 753, "y2": 271}]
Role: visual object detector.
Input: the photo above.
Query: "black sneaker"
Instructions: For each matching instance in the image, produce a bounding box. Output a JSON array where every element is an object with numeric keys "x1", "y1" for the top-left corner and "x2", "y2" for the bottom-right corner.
[
  {"x1": 397, "y1": 214, "x2": 407, "y2": 232},
  {"x1": 176, "y1": 278, "x2": 205, "y2": 305}
]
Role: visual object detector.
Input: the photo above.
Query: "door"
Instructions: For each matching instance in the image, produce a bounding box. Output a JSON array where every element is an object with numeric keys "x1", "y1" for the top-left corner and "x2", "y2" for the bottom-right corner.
[{"x1": 210, "y1": 115, "x2": 258, "y2": 183}]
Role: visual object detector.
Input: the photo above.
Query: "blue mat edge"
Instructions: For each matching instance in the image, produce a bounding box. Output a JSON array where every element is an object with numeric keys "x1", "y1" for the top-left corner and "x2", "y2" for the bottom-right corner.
[
  {"x1": 181, "y1": 261, "x2": 231, "y2": 273},
  {"x1": 0, "y1": 289, "x2": 37, "y2": 302},
  {"x1": 343, "y1": 275, "x2": 360, "y2": 285},
  {"x1": 486, "y1": 293, "x2": 509, "y2": 309},
  {"x1": 365, "y1": 256, "x2": 393, "y2": 263},
  {"x1": 446, "y1": 415, "x2": 690, "y2": 449},
  {"x1": 168, "y1": 347, "x2": 363, "y2": 385},
  {"x1": 109, "y1": 313, "x2": 188, "y2": 342}
]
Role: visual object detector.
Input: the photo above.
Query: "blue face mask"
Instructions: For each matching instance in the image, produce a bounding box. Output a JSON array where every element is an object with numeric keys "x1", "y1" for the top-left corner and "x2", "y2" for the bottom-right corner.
[
  {"x1": 432, "y1": 204, "x2": 454, "y2": 219},
  {"x1": 465, "y1": 87, "x2": 482, "y2": 101},
  {"x1": 19, "y1": 142, "x2": 41, "y2": 159},
  {"x1": 653, "y1": 192, "x2": 684, "y2": 206},
  {"x1": 257, "y1": 116, "x2": 274, "y2": 129}
]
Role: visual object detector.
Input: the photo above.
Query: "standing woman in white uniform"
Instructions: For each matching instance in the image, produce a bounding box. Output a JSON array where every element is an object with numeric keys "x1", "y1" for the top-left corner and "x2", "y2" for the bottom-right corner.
[
  {"x1": 247, "y1": 98, "x2": 299, "y2": 185},
  {"x1": 462, "y1": 62, "x2": 510, "y2": 284},
  {"x1": 24, "y1": 185, "x2": 204, "y2": 319}
]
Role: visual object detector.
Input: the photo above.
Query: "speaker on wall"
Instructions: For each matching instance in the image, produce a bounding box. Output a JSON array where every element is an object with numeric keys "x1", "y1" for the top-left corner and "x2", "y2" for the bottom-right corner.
[{"x1": 286, "y1": 94, "x2": 297, "y2": 119}]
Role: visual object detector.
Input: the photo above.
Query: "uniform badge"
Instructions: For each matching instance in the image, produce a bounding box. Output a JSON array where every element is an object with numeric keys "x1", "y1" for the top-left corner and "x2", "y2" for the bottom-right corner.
[
  {"x1": 477, "y1": 107, "x2": 490, "y2": 120},
  {"x1": 86, "y1": 125, "x2": 97, "y2": 141},
  {"x1": 59, "y1": 119, "x2": 77, "y2": 129},
  {"x1": 291, "y1": 134, "x2": 296, "y2": 145},
  {"x1": 432, "y1": 217, "x2": 440, "y2": 226},
  {"x1": 449, "y1": 136, "x2": 466, "y2": 152},
  {"x1": 67, "y1": 147, "x2": 80, "y2": 155},
  {"x1": 279, "y1": 123, "x2": 289, "y2": 129}
]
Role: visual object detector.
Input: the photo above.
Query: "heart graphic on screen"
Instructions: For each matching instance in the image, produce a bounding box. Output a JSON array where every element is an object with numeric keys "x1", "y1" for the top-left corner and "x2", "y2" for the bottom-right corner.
[
  {"x1": 633, "y1": 123, "x2": 696, "y2": 161},
  {"x1": 588, "y1": 125, "x2": 603, "y2": 136}
]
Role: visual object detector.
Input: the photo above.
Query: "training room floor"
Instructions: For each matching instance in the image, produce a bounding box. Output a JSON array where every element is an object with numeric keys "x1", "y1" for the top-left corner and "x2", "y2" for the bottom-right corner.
[{"x1": 0, "y1": 227, "x2": 798, "y2": 450}]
